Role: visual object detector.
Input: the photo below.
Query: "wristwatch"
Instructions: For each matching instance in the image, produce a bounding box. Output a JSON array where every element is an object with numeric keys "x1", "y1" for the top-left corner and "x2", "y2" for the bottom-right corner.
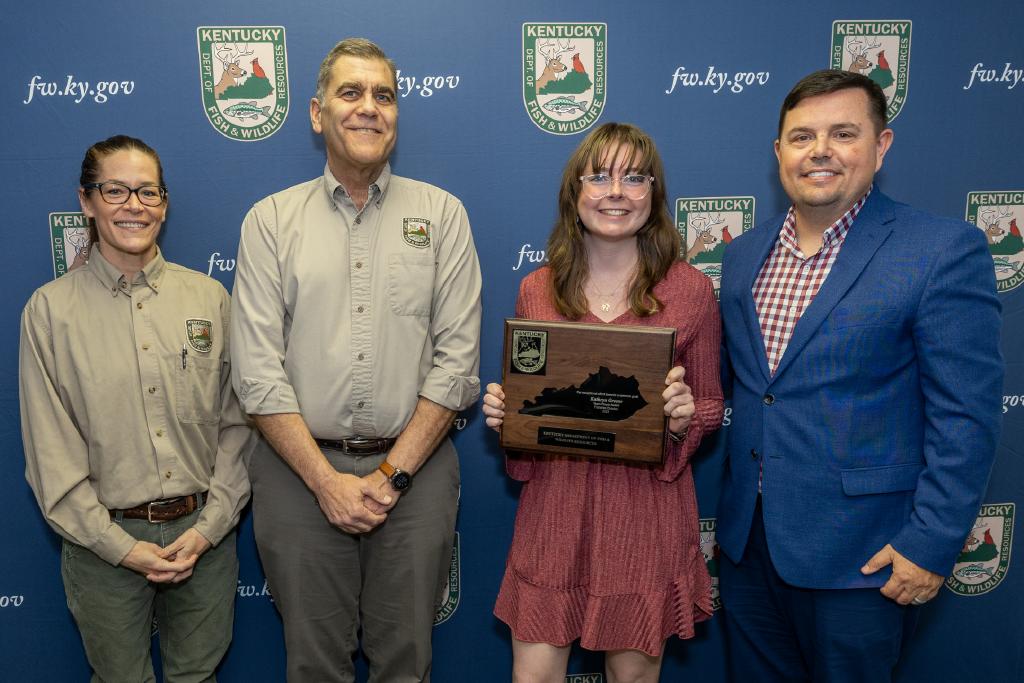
[{"x1": 378, "y1": 460, "x2": 412, "y2": 491}]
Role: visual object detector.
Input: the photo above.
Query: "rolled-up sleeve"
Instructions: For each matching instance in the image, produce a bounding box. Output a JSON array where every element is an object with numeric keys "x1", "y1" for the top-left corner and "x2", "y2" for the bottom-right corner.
[
  {"x1": 419, "y1": 198, "x2": 482, "y2": 412},
  {"x1": 231, "y1": 202, "x2": 300, "y2": 415},
  {"x1": 20, "y1": 299, "x2": 136, "y2": 566}
]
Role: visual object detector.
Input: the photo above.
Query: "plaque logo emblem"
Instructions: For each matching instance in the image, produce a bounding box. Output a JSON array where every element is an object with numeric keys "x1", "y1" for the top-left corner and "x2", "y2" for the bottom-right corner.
[
  {"x1": 946, "y1": 503, "x2": 1014, "y2": 596},
  {"x1": 196, "y1": 26, "x2": 289, "y2": 141},
  {"x1": 434, "y1": 532, "x2": 460, "y2": 625},
  {"x1": 699, "y1": 517, "x2": 722, "y2": 611},
  {"x1": 965, "y1": 192, "x2": 1024, "y2": 292},
  {"x1": 676, "y1": 197, "x2": 755, "y2": 297},
  {"x1": 403, "y1": 218, "x2": 431, "y2": 248},
  {"x1": 49, "y1": 212, "x2": 92, "y2": 279},
  {"x1": 186, "y1": 319, "x2": 214, "y2": 353},
  {"x1": 522, "y1": 23, "x2": 606, "y2": 135},
  {"x1": 830, "y1": 20, "x2": 912, "y2": 122},
  {"x1": 511, "y1": 329, "x2": 548, "y2": 375}
]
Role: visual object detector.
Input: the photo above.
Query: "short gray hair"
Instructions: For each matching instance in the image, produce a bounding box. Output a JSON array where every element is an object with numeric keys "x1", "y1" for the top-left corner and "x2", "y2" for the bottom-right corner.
[{"x1": 315, "y1": 37, "x2": 397, "y2": 102}]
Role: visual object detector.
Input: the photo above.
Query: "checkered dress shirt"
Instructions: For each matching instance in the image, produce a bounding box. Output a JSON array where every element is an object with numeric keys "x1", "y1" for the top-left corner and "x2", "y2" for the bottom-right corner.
[{"x1": 753, "y1": 189, "x2": 870, "y2": 375}]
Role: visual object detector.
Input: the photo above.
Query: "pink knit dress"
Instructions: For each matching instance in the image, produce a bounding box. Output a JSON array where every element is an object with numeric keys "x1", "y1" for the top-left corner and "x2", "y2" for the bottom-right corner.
[{"x1": 494, "y1": 261, "x2": 724, "y2": 656}]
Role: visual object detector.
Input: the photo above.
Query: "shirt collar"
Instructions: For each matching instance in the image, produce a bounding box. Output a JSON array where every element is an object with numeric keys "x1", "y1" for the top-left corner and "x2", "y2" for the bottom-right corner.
[
  {"x1": 322, "y1": 162, "x2": 391, "y2": 210},
  {"x1": 779, "y1": 185, "x2": 873, "y2": 253},
  {"x1": 88, "y1": 246, "x2": 166, "y2": 297}
]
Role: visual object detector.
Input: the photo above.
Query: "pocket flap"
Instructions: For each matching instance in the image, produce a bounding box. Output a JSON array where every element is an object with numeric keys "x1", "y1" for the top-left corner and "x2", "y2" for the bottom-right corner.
[{"x1": 841, "y1": 463, "x2": 922, "y2": 496}]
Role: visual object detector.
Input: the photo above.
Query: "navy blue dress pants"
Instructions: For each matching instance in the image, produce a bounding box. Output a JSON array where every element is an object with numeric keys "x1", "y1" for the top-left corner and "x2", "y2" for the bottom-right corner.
[{"x1": 719, "y1": 497, "x2": 919, "y2": 683}]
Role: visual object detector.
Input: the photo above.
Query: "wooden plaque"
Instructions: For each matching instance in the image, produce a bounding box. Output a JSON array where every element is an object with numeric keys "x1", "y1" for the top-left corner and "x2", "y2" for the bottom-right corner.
[{"x1": 499, "y1": 318, "x2": 676, "y2": 464}]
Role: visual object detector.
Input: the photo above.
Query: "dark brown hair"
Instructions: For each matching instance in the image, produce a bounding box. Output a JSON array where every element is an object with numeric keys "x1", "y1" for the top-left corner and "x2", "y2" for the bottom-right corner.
[
  {"x1": 80, "y1": 135, "x2": 165, "y2": 242},
  {"x1": 546, "y1": 122, "x2": 680, "y2": 319},
  {"x1": 778, "y1": 69, "x2": 888, "y2": 136}
]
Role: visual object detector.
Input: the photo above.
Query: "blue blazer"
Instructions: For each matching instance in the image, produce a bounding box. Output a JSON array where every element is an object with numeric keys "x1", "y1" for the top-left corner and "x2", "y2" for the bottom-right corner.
[{"x1": 717, "y1": 190, "x2": 1003, "y2": 589}]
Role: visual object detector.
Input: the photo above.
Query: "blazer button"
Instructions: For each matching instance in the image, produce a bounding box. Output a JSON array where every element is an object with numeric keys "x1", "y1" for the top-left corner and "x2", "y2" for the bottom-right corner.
[
  {"x1": 751, "y1": 449, "x2": 759, "y2": 460},
  {"x1": 763, "y1": 394, "x2": 775, "y2": 406}
]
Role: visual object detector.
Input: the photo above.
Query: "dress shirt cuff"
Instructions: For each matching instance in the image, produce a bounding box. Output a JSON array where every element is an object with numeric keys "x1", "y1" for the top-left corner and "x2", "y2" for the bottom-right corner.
[
  {"x1": 505, "y1": 450, "x2": 536, "y2": 482},
  {"x1": 236, "y1": 378, "x2": 300, "y2": 415},
  {"x1": 193, "y1": 508, "x2": 230, "y2": 548},
  {"x1": 420, "y1": 370, "x2": 480, "y2": 412},
  {"x1": 91, "y1": 522, "x2": 139, "y2": 567}
]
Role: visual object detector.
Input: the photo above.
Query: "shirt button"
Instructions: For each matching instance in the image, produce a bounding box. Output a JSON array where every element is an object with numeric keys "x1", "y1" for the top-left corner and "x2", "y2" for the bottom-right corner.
[
  {"x1": 165, "y1": 471, "x2": 172, "y2": 479},
  {"x1": 751, "y1": 449, "x2": 759, "y2": 460},
  {"x1": 357, "y1": 401, "x2": 365, "y2": 409},
  {"x1": 148, "y1": 387, "x2": 156, "y2": 394},
  {"x1": 155, "y1": 429, "x2": 164, "y2": 437},
  {"x1": 357, "y1": 353, "x2": 364, "y2": 361},
  {"x1": 141, "y1": 344, "x2": 150, "y2": 351},
  {"x1": 136, "y1": 302, "x2": 143, "y2": 309},
  {"x1": 355, "y1": 261, "x2": 363, "y2": 269},
  {"x1": 355, "y1": 217, "x2": 362, "y2": 224},
  {"x1": 763, "y1": 394, "x2": 775, "y2": 406},
  {"x1": 357, "y1": 305, "x2": 364, "y2": 313}
]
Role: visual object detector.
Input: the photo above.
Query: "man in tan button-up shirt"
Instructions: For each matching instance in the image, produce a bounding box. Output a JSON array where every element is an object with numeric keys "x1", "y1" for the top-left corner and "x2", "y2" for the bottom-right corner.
[
  {"x1": 231, "y1": 38, "x2": 481, "y2": 682},
  {"x1": 20, "y1": 135, "x2": 251, "y2": 681}
]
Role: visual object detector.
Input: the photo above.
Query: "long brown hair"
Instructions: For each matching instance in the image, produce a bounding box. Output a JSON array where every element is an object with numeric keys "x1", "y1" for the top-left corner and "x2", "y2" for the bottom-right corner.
[{"x1": 547, "y1": 122, "x2": 680, "y2": 319}]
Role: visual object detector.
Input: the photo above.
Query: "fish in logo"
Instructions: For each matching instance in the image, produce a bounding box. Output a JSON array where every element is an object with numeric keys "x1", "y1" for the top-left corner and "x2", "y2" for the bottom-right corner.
[
  {"x1": 523, "y1": 23, "x2": 606, "y2": 135},
  {"x1": 196, "y1": 26, "x2": 289, "y2": 141},
  {"x1": 965, "y1": 192, "x2": 1024, "y2": 292},
  {"x1": 830, "y1": 20, "x2": 912, "y2": 121},
  {"x1": 945, "y1": 503, "x2": 1014, "y2": 596},
  {"x1": 49, "y1": 212, "x2": 92, "y2": 279},
  {"x1": 676, "y1": 197, "x2": 756, "y2": 298}
]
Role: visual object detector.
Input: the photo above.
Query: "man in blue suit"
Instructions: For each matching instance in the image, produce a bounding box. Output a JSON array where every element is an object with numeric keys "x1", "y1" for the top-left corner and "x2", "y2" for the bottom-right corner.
[{"x1": 717, "y1": 69, "x2": 1003, "y2": 682}]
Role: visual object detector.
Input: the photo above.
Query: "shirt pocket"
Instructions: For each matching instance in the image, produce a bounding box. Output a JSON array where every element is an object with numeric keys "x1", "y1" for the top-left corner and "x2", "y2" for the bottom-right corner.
[
  {"x1": 387, "y1": 253, "x2": 434, "y2": 317},
  {"x1": 175, "y1": 356, "x2": 223, "y2": 425}
]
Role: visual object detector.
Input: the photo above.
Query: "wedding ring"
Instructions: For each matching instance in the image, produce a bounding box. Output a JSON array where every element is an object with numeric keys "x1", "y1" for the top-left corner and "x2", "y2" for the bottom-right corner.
[{"x1": 911, "y1": 596, "x2": 927, "y2": 605}]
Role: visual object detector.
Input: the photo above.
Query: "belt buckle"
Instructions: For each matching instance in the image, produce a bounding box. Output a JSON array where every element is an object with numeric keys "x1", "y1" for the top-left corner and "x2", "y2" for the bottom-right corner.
[
  {"x1": 345, "y1": 438, "x2": 374, "y2": 454},
  {"x1": 146, "y1": 501, "x2": 160, "y2": 523}
]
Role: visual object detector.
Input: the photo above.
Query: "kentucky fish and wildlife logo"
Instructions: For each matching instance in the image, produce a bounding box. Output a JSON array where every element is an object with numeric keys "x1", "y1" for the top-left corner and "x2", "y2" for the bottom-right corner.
[
  {"x1": 966, "y1": 192, "x2": 1024, "y2": 292},
  {"x1": 186, "y1": 319, "x2": 214, "y2": 353},
  {"x1": 434, "y1": 533, "x2": 460, "y2": 625},
  {"x1": 49, "y1": 212, "x2": 91, "y2": 279},
  {"x1": 699, "y1": 518, "x2": 722, "y2": 611},
  {"x1": 831, "y1": 20, "x2": 911, "y2": 121},
  {"x1": 510, "y1": 329, "x2": 548, "y2": 375},
  {"x1": 676, "y1": 197, "x2": 755, "y2": 296},
  {"x1": 197, "y1": 27, "x2": 289, "y2": 141},
  {"x1": 523, "y1": 23, "x2": 606, "y2": 135},
  {"x1": 946, "y1": 503, "x2": 1014, "y2": 596},
  {"x1": 403, "y1": 218, "x2": 431, "y2": 248}
]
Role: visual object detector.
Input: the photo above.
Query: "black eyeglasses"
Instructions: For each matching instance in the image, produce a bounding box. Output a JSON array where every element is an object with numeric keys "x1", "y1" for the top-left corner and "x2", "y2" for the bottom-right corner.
[{"x1": 82, "y1": 181, "x2": 167, "y2": 207}]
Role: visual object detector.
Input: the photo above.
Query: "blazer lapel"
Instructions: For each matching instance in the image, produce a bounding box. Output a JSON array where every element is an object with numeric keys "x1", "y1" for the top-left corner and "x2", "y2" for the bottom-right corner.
[
  {"x1": 770, "y1": 192, "x2": 896, "y2": 382},
  {"x1": 739, "y1": 220, "x2": 780, "y2": 383}
]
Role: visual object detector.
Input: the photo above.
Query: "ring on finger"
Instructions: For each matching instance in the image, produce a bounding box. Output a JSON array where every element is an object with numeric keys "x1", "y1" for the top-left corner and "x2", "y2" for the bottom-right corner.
[{"x1": 911, "y1": 596, "x2": 927, "y2": 605}]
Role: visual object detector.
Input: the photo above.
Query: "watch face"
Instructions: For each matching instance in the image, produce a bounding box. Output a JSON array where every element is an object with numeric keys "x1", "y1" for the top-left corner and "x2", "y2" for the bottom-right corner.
[{"x1": 391, "y1": 471, "x2": 411, "y2": 491}]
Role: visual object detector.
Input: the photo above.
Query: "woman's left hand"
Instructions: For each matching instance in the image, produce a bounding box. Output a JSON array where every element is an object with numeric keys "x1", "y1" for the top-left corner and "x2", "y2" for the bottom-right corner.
[{"x1": 662, "y1": 365, "x2": 695, "y2": 435}]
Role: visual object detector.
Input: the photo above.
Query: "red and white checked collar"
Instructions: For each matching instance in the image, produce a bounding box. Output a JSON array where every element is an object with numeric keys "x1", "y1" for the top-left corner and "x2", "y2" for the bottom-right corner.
[{"x1": 753, "y1": 188, "x2": 871, "y2": 375}]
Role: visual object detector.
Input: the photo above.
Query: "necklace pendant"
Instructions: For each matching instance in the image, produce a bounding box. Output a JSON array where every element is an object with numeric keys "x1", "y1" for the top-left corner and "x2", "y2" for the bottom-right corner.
[{"x1": 600, "y1": 302, "x2": 611, "y2": 312}]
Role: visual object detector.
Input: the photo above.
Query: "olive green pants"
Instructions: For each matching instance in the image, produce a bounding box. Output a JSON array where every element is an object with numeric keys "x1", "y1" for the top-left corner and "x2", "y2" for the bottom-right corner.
[{"x1": 61, "y1": 509, "x2": 238, "y2": 683}]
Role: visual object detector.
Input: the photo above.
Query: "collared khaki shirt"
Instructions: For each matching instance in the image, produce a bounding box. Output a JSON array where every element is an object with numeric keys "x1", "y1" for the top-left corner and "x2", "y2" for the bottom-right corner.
[
  {"x1": 231, "y1": 163, "x2": 481, "y2": 437},
  {"x1": 20, "y1": 248, "x2": 252, "y2": 565}
]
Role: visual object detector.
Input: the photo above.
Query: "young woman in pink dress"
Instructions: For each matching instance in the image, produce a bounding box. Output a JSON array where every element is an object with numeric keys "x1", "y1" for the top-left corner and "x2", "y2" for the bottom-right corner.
[{"x1": 482, "y1": 122, "x2": 724, "y2": 683}]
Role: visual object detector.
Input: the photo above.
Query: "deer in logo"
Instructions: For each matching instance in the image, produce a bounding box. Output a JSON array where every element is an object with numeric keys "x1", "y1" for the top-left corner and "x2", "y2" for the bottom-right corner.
[
  {"x1": 686, "y1": 213, "x2": 723, "y2": 263},
  {"x1": 214, "y1": 42, "x2": 254, "y2": 98},
  {"x1": 845, "y1": 38, "x2": 881, "y2": 75},
  {"x1": 536, "y1": 39, "x2": 575, "y2": 92},
  {"x1": 979, "y1": 206, "x2": 1012, "y2": 245}
]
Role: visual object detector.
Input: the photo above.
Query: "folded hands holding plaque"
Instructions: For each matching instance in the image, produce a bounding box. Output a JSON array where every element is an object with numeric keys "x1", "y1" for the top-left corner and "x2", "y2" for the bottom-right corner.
[{"x1": 481, "y1": 123, "x2": 724, "y2": 678}]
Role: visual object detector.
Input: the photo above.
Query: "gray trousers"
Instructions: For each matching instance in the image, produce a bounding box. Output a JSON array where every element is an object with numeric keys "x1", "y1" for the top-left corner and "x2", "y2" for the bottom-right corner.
[
  {"x1": 249, "y1": 436, "x2": 460, "y2": 683},
  {"x1": 61, "y1": 509, "x2": 238, "y2": 683}
]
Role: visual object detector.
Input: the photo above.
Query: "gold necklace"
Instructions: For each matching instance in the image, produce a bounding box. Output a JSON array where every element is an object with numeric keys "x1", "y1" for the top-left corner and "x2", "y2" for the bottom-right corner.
[{"x1": 588, "y1": 271, "x2": 633, "y2": 313}]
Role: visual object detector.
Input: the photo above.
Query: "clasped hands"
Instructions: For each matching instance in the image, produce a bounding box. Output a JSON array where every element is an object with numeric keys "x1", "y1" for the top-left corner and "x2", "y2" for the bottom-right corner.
[
  {"x1": 120, "y1": 527, "x2": 212, "y2": 584},
  {"x1": 314, "y1": 467, "x2": 400, "y2": 534},
  {"x1": 482, "y1": 365, "x2": 696, "y2": 435}
]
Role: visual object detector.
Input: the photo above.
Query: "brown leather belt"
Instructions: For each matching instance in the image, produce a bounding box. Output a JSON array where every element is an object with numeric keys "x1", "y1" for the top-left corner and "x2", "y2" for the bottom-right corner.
[
  {"x1": 110, "y1": 492, "x2": 207, "y2": 523},
  {"x1": 314, "y1": 437, "x2": 396, "y2": 455}
]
